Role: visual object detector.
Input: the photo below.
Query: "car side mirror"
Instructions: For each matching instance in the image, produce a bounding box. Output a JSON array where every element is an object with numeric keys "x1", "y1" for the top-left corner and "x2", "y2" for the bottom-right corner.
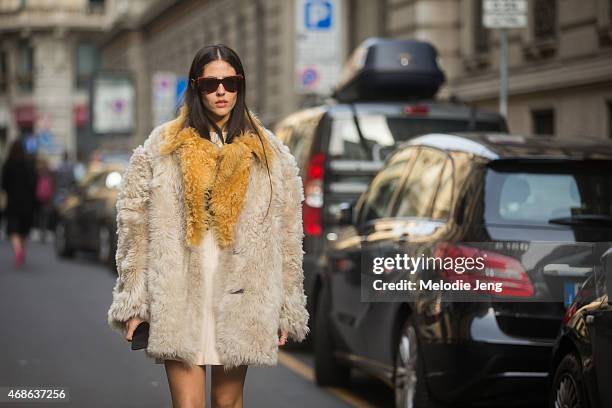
[{"x1": 335, "y1": 201, "x2": 355, "y2": 226}]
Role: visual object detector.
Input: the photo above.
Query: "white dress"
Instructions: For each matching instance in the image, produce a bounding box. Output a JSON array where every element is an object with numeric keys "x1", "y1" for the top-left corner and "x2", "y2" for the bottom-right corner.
[{"x1": 155, "y1": 130, "x2": 226, "y2": 366}]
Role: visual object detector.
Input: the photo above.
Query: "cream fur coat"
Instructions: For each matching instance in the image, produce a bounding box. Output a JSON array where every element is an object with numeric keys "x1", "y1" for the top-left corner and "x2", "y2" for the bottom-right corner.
[{"x1": 106, "y1": 108, "x2": 309, "y2": 369}]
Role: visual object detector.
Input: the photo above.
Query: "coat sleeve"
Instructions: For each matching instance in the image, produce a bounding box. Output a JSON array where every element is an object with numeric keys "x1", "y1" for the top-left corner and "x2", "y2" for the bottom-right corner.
[
  {"x1": 277, "y1": 142, "x2": 310, "y2": 342},
  {"x1": 107, "y1": 145, "x2": 152, "y2": 334}
]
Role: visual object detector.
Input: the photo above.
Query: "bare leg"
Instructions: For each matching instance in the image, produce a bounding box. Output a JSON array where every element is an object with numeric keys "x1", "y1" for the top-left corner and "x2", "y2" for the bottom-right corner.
[
  {"x1": 211, "y1": 365, "x2": 248, "y2": 408},
  {"x1": 11, "y1": 233, "x2": 25, "y2": 266},
  {"x1": 10, "y1": 233, "x2": 22, "y2": 255},
  {"x1": 164, "y1": 360, "x2": 207, "y2": 408}
]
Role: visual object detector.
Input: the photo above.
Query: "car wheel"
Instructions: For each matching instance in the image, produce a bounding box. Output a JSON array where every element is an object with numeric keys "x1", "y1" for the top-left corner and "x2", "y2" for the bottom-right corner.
[
  {"x1": 55, "y1": 221, "x2": 74, "y2": 258},
  {"x1": 314, "y1": 283, "x2": 350, "y2": 387},
  {"x1": 394, "y1": 319, "x2": 440, "y2": 408},
  {"x1": 550, "y1": 353, "x2": 589, "y2": 408}
]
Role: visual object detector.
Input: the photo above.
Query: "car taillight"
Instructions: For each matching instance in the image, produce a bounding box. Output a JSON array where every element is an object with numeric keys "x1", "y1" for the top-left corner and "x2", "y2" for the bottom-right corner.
[
  {"x1": 404, "y1": 104, "x2": 429, "y2": 116},
  {"x1": 563, "y1": 302, "x2": 578, "y2": 325},
  {"x1": 433, "y1": 243, "x2": 535, "y2": 298},
  {"x1": 304, "y1": 152, "x2": 325, "y2": 236}
]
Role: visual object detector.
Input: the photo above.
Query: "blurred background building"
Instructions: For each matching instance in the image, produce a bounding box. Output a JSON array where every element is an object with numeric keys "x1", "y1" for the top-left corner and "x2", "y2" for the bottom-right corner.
[
  {"x1": 1, "y1": 0, "x2": 611, "y2": 165},
  {"x1": 0, "y1": 0, "x2": 114, "y2": 165}
]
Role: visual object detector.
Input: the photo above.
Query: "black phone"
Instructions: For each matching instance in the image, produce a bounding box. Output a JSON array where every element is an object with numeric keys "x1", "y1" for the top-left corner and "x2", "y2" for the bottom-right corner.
[{"x1": 131, "y1": 321, "x2": 150, "y2": 350}]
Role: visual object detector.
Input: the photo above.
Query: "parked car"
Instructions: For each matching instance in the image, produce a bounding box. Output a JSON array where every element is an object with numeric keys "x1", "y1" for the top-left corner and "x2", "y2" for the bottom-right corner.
[
  {"x1": 315, "y1": 132, "x2": 612, "y2": 407},
  {"x1": 54, "y1": 163, "x2": 125, "y2": 271},
  {"x1": 273, "y1": 38, "x2": 508, "y2": 344},
  {"x1": 549, "y1": 248, "x2": 612, "y2": 408},
  {"x1": 87, "y1": 149, "x2": 132, "y2": 174}
]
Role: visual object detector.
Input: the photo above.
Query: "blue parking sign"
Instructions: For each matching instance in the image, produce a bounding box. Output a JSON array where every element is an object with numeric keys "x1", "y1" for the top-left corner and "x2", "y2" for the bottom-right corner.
[{"x1": 305, "y1": 0, "x2": 332, "y2": 30}]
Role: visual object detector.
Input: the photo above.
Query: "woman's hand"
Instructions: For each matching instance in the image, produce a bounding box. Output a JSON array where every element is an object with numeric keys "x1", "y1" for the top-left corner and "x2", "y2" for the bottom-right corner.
[
  {"x1": 125, "y1": 317, "x2": 146, "y2": 342},
  {"x1": 277, "y1": 330, "x2": 289, "y2": 346}
]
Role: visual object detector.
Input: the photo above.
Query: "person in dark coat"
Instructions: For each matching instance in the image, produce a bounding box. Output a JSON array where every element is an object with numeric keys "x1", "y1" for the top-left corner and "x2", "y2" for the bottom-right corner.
[{"x1": 1, "y1": 140, "x2": 37, "y2": 267}]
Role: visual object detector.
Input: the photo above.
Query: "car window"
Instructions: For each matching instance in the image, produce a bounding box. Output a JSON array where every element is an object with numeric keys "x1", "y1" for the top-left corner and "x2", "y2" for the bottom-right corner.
[
  {"x1": 361, "y1": 148, "x2": 417, "y2": 223},
  {"x1": 485, "y1": 162, "x2": 612, "y2": 226},
  {"x1": 292, "y1": 120, "x2": 318, "y2": 170},
  {"x1": 431, "y1": 158, "x2": 454, "y2": 220},
  {"x1": 393, "y1": 147, "x2": 448, "y2": 219},
  {"x1": 278, "y1": 116, "x2": 321, "y2": 172},
  {"x1": 329, "y1": 115, "x2": 505, "y2": 161}
]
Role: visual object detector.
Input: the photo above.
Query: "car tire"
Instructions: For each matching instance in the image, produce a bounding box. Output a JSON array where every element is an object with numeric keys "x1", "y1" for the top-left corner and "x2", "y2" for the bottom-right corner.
[
  {"x1": 314, "y1": 283, "x2": 350, "y2": 387},
  {"x1": 55, "y1": 221, "x2": 74, "y2": 258},
  {"x1": 550, "y1": 353, "x2": 589, "y2": 408},
  {"x1": 394, "y1": 318, "x2": 441, "y2": 408}
]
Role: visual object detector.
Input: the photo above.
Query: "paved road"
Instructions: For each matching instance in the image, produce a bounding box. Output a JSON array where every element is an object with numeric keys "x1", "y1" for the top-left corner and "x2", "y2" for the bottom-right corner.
[{"x1": 0, "y1": 239, "x2": 394, "y2": 408}]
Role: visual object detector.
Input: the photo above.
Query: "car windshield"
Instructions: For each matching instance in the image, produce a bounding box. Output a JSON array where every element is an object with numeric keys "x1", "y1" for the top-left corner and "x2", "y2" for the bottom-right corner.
[
  {"x1": 484, "y1": 161, "x2": 612, "y2": 226},
  {"x1": 329, "y1": 115, "x2": 504, "y2": 160}
]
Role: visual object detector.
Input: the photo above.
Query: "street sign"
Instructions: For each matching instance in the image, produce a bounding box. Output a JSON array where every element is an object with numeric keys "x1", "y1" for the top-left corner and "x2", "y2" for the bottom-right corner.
[
  {"x1": 295, "y1": 0, "x2": 342, "y2": 95},
  {"x1": 91, "y1": 72, "x2": 135, "y2": 135},
  {"x1": 483, "y1": 0, "x2": 527, "y2": 29},
  {"x1": 482, "y1": 0, "x2": 527, "y2": 118}
]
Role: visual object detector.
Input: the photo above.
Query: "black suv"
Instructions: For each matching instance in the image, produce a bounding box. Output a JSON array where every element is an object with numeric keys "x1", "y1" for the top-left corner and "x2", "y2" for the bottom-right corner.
[
  {"x1": 274, "y1": 101, "x2": 507, "y2": 344},
  {"x1": 273, "y1": 38, "x2": 508, "y2": 344},
  {"x1": 316, "y1": 132, "x2": 612, "y2": 407}
]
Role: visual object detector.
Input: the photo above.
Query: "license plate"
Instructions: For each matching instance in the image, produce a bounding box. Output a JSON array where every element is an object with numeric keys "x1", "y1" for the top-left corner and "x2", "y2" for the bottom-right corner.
[{"x1": 564, "y1": 282, "x2": 581, "y2": 308}]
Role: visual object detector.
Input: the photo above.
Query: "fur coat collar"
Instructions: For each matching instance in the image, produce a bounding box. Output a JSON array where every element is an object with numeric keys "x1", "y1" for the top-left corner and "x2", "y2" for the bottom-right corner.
[{"x1": 158, "y1": 105, "x2": 276, "y2": 249}]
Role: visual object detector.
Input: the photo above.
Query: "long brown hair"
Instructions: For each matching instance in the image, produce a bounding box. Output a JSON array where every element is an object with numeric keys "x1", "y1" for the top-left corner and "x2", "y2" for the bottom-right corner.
[{"x1": 180, "y1": 43, "x2": 273, "y2": 218}]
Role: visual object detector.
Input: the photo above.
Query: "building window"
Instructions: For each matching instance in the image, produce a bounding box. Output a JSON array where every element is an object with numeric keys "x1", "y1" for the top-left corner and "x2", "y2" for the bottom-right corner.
[
  {"x1": 0, "y1": 51, "x2": 7, "y2": 93},
  {"x1": 75, "y1": 43, "x2": 100, "y2": 89},
  {"x1": 534, "y1": 0, "x2": 557, "y2": 41},
  {"x1": 532, "y1": 108, "x2": 555, "y2": 135},
  {"x1": 474, "y1": 0, "x2": 490, "y2": 53},
  {"x1": 88, "y1": 0, "x2": 105, "y2": 13},
  {"x1": 17, "y1": 41, "x2": 34, "y2": 92}
]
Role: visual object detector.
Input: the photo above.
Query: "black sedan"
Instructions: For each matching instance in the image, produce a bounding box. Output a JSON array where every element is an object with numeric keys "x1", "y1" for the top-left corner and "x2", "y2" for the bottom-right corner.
[
  {"x1": 549, "y1": 248, "x2": 612, "y2": 408},
  {"x1": 54, "y1": 163, "x2": 125, "y2": 271},
  {"x1": 315, "y1": 132, "x2": 612, "y2": 407}
]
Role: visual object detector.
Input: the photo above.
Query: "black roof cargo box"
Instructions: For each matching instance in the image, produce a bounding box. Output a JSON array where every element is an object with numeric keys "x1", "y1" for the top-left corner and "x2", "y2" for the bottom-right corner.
[{"x1": 332, "y1": 37, "x2": 445, "y2": 102}]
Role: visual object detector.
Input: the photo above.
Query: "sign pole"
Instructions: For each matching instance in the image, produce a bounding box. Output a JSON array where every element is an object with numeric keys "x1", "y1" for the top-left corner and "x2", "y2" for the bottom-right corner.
[
  {"x1": 483, "y1": 0, "x2": 527, "y2": 120},
  {"x1": 500, "y1": 28, "x2": 508, "y2": 118}
]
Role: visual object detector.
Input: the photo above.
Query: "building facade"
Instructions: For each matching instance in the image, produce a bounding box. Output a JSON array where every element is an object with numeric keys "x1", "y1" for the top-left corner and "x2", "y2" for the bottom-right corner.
[
  {"x1": 0, "y1": 0, "x2": 118, "y2": 164},
  {"x1": 107, "y1": 0, "x2": 612, "y2": 145},
  {"x1": 101, "y1": 0, "x2": 313, "y2": 145},
  {"x1": 350, "y1": 0, "x2": 612, "y2": 139}
]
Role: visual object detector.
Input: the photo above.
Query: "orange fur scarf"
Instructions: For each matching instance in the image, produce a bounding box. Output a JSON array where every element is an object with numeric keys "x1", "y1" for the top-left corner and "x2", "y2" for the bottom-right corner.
[{"x1": 158, "y1": 105, "x2": 275, "y2": 248}]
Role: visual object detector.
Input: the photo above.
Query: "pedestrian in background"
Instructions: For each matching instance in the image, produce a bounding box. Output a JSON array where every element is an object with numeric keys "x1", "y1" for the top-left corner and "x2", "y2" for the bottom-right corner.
[
  {"x1": 34, "y1": 157, "x2": 55, "y2": 243},
  {"x1": 54, "y1": 151, "x2": 76, "y2": 201},
  {"x1": 1, "y1": 140, "x2": 37, "y2": 268},
  {"x1": 49, "y1": 150, "x2": 77, "y2": 234},
  {"x1": 107, "y1": 44, "x2": 309, "y2": 408}
]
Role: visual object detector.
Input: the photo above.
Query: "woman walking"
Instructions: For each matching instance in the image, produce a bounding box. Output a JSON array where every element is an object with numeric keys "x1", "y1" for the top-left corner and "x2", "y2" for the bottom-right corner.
[
  {"x1": 1, "y1": 140, "x2": 37, "y2": 268},
  {"x1": 107, "y1": 44, "x2": 309, "y2": 408}
]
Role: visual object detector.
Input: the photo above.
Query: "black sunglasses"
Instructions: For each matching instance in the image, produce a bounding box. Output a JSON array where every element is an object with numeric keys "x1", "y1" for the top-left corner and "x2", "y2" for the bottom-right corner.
[{"x1": 192, "y1": 74, "x2": 243, "y2": 94}]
